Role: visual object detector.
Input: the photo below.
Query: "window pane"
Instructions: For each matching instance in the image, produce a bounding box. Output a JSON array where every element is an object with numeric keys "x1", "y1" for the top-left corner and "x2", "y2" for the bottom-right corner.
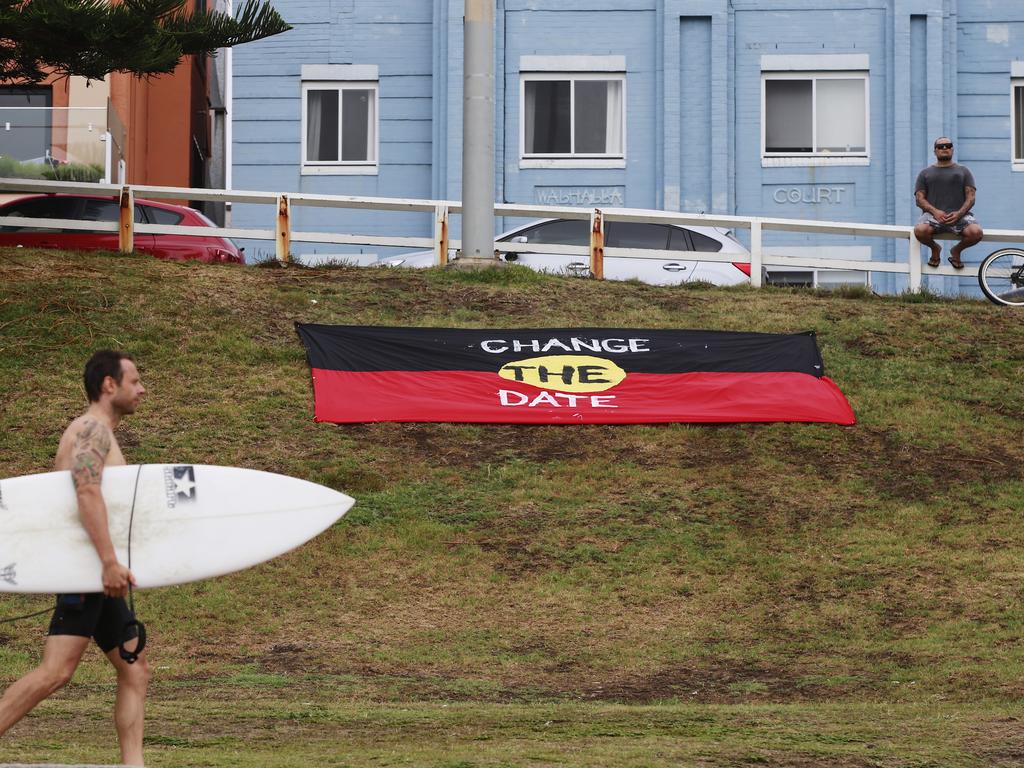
[
  {"x1": 0, "y1": 196, "x2": 79, "y2": 230},
  {"x1": 80, "y1": 199, "x2": 119, "y2": 221},
  {"x1": 306, "y1": 90, "x2": 338, "y2": 162},
  {"x1": 1015, "y1": 86, "x2": 1024, "y2": 161},
  {"x1": 816, "y1": 79, "x2": 866, "y2": 152},
  {"x1": 686, "y1": 229, "x2": 723, "y2": 253},
  {"x1": 142, "y1": 205, "x2": 184, "y2": 225},
  {"x1": 525, "y1": 80, "x2": 571, "y2": 154},
  {"x1": 513, "y1": 219, "x2": 589, "y2": 246},
  {"x1": 2, "y1": 197, "x2": 76, "y2": 218},
  {"x1": 605, "y1": 222, "x2": 670, "y2": 250},
  {"x1": 341, "y1": 89, "x2": 371, "y2": 162},
  {"x1": 0, "y1": 86, "x2": 53, "y2": 162},
  {"x1": 574, "y1": 80, "x2": 609, "y2": 154},
  {"x1": 766, "y1": 270, "x2": 814, "y2": 287},
  {"x1": 816, "y1": 269, "x2": 868, "y2": 288},
  {"x1": 765, "y1": 80, "x2": 812, "y2": 153}
]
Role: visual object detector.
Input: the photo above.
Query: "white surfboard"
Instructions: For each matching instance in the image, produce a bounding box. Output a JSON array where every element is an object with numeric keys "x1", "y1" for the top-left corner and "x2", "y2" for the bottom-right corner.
[{"x1": 0, "y1": 464, "x2": 354, "y2": 593}]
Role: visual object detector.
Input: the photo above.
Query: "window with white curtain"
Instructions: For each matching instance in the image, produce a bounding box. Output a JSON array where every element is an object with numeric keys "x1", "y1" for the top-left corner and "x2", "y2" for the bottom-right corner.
[
  {"x1": 1013, "y1": 79, "x2": 1024, "y2": 165},
  {"x1": 521, "y1": 74, "x2": 624, "y2": 159},
  {"x1": 301, "y1": 81, "x2": 377, "y2": 171},
  {"x1": 762, "y1": 73, "x2": 868, "y2": 157}
]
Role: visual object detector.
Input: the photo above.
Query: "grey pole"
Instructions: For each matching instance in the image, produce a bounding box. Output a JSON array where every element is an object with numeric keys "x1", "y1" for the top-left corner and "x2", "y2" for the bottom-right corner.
[{"x1": 456, "y1": 0, "x2": 499, "y2": 267}]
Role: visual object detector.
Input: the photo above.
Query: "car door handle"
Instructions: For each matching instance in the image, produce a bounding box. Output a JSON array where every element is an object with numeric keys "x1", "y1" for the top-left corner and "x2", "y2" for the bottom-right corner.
[{"x1": 662, "y1": 263, "x2": 688, "y2": 272}]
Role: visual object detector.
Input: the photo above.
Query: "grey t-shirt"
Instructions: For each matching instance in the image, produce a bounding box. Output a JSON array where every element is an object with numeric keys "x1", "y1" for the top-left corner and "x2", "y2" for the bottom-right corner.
[{"x1": 915, "y1": 163, "x2": 976, "y2": 214}]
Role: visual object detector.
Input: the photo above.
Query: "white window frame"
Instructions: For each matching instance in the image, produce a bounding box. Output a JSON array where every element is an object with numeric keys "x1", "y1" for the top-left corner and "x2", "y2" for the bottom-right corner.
[
  {"x1": 1012, "y1": 65, "x2": 1024, "y2": 171},
  {"x1": 761, "y1": 65, "x2": 870, "y2": 167},
  {"x1": 300, "y1": 66, "x2": 379, "y2": 176},
  {"x1": 519, "y1": 72, "x2": 626, "y2": 169}
]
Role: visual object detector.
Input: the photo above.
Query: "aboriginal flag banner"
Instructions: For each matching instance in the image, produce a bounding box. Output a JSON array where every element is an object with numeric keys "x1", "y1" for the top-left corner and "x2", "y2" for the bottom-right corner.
[{"x1": 295, "y1": 324, "x2": 856, "y2": 425}]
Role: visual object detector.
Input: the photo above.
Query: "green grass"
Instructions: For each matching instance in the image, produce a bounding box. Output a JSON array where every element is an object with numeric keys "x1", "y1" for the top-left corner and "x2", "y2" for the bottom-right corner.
[{"x1": 1, "y1": 249, "x2": 1023, "y2": 766}]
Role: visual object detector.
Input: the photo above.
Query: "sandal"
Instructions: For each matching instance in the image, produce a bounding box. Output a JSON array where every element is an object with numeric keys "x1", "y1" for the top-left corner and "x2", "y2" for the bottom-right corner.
[
  {"x1": 927, "y1": 254, "x2": 941, "y2": 268},
  {"x1": 947, "y1": 255, "x2": 964, "y2": 270}
]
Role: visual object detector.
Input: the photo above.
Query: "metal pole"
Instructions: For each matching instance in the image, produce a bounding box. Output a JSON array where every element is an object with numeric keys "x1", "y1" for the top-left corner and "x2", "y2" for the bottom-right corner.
[{"x1": 456, "y1": 0, "x2": 499, "y2": 268}]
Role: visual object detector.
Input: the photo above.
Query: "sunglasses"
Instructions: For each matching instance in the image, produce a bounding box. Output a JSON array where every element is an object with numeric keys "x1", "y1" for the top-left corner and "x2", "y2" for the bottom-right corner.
[{"x1": 935, "y1": 143, "x2": 953, "y2": 150}]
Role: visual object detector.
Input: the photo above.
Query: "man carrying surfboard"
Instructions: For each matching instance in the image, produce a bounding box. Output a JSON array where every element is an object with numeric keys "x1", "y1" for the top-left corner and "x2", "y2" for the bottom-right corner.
[{"x1": 0, "y1": 350, "x2": 150, "y2": 766}]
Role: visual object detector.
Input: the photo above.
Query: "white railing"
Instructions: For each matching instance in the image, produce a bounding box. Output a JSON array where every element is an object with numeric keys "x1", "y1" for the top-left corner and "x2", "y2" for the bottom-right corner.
[{"x1": 2, "y1": 176, "x2": 1023, "y2": 292}]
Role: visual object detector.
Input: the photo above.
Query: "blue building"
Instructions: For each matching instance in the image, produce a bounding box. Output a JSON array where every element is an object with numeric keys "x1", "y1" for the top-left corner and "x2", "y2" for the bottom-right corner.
[{"x1": 231, "y1": 1, "x2": 1024, "y2": 292}]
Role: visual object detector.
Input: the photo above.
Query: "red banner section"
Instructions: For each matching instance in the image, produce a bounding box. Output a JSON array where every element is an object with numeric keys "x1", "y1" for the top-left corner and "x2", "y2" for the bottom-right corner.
[{"x1": 296, "y1": 325, "x2": 856, "y2": 425}]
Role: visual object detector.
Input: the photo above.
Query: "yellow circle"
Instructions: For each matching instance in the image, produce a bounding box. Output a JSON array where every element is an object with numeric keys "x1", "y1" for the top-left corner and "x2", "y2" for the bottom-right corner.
[{"x1": 498, "y1": 355, "x2": 626, "y2": 393}]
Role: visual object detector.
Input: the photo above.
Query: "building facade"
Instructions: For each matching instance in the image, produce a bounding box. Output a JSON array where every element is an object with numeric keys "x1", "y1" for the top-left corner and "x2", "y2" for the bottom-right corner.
[{"x1": 231, "y1": 0, "x2": 1024, "y2": 291}]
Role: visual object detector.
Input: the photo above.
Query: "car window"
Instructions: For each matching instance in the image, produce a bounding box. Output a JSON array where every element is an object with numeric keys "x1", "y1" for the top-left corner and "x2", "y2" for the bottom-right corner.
[
  {"x1": 79, "y1": 198, "x2": 145, "y2": 224},
  {"x1": 605, "y1": 222, "x2": 671, "y2": 250},
  {"x1": 141, "y1": 205, "x2": 184, "y2": 226},
  {"x1": 506, "y1": 219, "x2": 589, "y2": 246},
  {"x1": 0, "y1": 197, "x2": 81, "y2": 231},
  {"x1": 0, "y1": 197, "x2": 79, "y2": 219},
  {"x1": 687, "y1": 229, "x2": 723, "y2": 253},
  {"x1": 668, "y1": 228, "x2": 692, "y2": 251}
]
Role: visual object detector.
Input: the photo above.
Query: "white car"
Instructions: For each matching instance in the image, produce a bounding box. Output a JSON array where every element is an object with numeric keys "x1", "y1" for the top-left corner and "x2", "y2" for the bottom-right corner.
[{"x1": 376, "y1": 218, "x2": 752, "y2": 286}]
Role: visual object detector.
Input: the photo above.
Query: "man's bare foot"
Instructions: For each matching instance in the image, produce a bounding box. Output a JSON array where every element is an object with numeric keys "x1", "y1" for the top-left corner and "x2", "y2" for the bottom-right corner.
[{"x1": 927, "y1": 244, "x2": 941, "y2": 268}]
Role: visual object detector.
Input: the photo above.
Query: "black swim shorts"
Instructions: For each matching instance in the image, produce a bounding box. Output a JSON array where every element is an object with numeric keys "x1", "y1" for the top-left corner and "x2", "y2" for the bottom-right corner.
[{"x1": 47, "y1": 593, "x2": 139, "y2": 654}]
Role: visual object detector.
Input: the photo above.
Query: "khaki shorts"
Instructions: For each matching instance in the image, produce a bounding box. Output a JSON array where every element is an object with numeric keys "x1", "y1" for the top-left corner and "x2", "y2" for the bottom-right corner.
[{"x1": 918, "y1": 212, "x2": 979, "y2": 236}]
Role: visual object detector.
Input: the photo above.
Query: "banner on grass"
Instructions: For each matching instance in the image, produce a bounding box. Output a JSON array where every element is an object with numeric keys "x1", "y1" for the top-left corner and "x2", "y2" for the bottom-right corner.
[{"x1": 295, "y1": 324, "x2": 856, "y2": 425}]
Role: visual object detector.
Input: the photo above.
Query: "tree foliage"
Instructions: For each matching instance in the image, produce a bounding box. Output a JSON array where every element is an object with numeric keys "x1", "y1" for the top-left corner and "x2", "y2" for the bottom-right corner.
[{"x1": 0, "y1": 0, "x2": 291, "y2": 83}]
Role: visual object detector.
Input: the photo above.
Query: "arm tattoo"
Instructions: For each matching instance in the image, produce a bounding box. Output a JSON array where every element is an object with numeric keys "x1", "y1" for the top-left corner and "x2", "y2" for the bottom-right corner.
[{"x1": 71, "y1": 419, "x2": 112, "y2": 489}]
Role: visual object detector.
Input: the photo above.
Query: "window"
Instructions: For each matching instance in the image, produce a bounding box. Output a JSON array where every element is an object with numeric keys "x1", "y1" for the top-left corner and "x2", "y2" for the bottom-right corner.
[
  {"x1": 0, "y1": 197, "x2": 78, "y2": 232},
  {"x1": 760, "y1": 54, "x2": 870, "y2": 166},
  {"x1": 0, "y1": 86, "x2": 52, "y2": 162},
  {"x1": 301, "y1": 67, "x2": 378, "y2": 174},
  {"x1": 502, "y1": 219, "x2": 589, "y2": 246},
  {"x1": 141, "y1": 205, "x2": 184, "y2": 226},
  {"x1": 1014, "y1": 79, "x2": 1024, "y2": 165},
  {"x1": 522, "y1": 75, "x2": 624, "y2": 162},
  {"x1": 605, "y1": 222, "x2": 671, "y2": 250},
  {"x1": 763, "y1": 73, "x2": 867, "y2": 157},
  {"x1": 681, "y1": 229, "x2": 724, "y2": 253}
]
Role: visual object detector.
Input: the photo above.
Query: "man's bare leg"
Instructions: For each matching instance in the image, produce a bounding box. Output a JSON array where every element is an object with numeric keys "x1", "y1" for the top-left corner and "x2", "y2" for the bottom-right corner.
[
  {"x1": 106, "y1": 640, "x2": 150, "y2": 767},
  {"x1": 0, "y1": 635, "x2": 90, "y2": 736},
  {"x1": 914, "y1": 222, "x2": 942, "y2": 266},
  {"x1": 949, "y1": 223, "x2": 984, "y2": 267}
]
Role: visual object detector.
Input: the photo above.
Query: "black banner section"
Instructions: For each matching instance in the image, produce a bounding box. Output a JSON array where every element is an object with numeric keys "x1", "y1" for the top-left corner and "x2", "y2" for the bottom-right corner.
[{"x1": 296, "y1": 324, "x2": 827, "y2": 376}]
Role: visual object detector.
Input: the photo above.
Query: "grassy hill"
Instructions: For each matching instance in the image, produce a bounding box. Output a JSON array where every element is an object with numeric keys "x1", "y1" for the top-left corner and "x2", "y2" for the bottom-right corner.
[{"x1": 1, "y1": 249, "x2": 1022, "y2": 767}]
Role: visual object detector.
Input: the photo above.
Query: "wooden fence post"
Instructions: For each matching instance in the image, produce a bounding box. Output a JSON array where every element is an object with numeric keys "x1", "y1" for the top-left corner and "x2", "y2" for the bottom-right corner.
[
  {"x1": 276, "y1": 194, "x2": 291, "y2": 263},
  {"x1": 590, "y1": 208, "x2": 604, "y2": 280},
  {"x1": 434, "y1": 204, "x2": 449, "y2": 266},
  {"x1": 118, "y1": 186, "x2": 134, "y2": 253}
]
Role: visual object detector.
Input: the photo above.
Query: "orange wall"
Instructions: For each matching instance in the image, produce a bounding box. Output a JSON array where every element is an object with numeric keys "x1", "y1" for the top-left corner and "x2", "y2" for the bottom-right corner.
[{"x1": 110, "y1": 54, "x2": 203, "y2": 188}]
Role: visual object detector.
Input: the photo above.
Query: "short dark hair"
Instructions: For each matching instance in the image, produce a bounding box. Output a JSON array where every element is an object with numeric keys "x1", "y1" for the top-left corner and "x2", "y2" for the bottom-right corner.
[{"x1": 83, "y1": 350, "x2": 133, "y2": 402}]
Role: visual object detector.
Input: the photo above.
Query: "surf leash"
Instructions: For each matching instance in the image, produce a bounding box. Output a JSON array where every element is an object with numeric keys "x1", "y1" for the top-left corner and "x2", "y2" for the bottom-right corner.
[
  {"x1": 118, "y1": 464, "x2": 147, "y2": 665},
  {"x1": 0, "y1": 605, "x2": 52, "y2": 625}
]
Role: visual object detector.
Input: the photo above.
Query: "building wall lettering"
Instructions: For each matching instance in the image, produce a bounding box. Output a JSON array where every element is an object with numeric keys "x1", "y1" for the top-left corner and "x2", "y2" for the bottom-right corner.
[
  {"x1": 770, "y1": 185, "x2": 849, "y2": 205},
  {"x1": 535, "y1": 186, "x2": 625, "y2": 207}
]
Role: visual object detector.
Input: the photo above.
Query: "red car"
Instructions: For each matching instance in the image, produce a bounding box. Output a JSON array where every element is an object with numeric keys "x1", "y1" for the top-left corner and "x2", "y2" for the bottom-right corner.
[{"x1": 0, "y1": 193, "x2": 243, "y2": 263}]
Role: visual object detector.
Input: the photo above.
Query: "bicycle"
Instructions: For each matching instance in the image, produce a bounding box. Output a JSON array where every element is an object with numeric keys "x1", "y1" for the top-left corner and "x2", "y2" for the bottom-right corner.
[{"x1": 978, "y1": 247, "x2": 1024, "y2": 307}]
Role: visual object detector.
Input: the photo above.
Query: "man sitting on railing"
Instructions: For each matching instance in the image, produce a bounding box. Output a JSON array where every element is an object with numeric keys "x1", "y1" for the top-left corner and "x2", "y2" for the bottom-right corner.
[{"x1": 913, "y1": 136, "x2": 983, "y2": 270}]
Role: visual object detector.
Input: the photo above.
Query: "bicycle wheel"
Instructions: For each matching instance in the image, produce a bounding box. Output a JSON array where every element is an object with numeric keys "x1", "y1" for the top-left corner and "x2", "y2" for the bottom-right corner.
[{"x1": 978, "y1": 248, "x2": 1024, "y2": 307}]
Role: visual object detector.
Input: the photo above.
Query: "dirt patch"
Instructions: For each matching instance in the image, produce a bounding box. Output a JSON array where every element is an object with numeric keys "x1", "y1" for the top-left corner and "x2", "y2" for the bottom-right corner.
[
  {"x1": 259, "y1": 642, "x2": 316, "y2": 674},
  {"x1": 777, "y1": 426, "x2": 1022, "y2": 501},
  {"x1": 963, "y1": 716, "x2": 1024, "y2": 767}
]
